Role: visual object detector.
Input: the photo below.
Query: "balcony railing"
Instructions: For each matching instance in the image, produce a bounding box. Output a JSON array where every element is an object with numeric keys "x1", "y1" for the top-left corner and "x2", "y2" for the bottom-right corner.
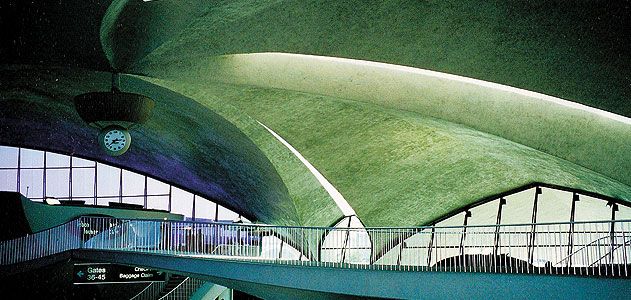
[{"x1": 0, "y1": 217, "x2": 629, "y2": 277}]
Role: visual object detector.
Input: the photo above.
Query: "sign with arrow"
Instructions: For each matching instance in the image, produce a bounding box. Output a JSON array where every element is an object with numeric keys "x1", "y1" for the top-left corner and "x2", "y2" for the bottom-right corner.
[{"x1": 73, "y1": 263, "x2": 166, "y2": 284}]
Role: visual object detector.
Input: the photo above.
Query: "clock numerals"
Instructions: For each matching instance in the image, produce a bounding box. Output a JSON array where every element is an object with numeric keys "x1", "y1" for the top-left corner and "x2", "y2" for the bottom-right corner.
[{"x1": 98, "y1": 126, "x2": 131, "y2": 156}]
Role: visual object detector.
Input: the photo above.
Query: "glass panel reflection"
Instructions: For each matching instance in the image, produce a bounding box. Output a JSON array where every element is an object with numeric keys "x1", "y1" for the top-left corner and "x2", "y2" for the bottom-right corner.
[
  {"x1": 45, "y1": 169, "x2": 69, "y2": 198},
  {"x1": 0, "y1": 146, "x2": 243, "y2": 223},
  {"x1": 45, "y1": 152, "x2": 69, "y2": 168},
  {"x1": 19, "y1": 169, "x2": 43, "y2": 199},
  {"x1": 0, "y1": 170, "x2": 17, "y2": 191},
  {"x1": 20, "y1": 149, "x2": 43, "y2": 168},
  {"x1": 0, "y1": 146, "x2": 18, "y2": 168}
]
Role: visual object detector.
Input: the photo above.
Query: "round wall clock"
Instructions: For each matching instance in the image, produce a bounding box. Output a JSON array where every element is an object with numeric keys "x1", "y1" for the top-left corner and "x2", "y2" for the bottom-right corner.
[{"x1": 98, "y1": 125, "x2": 131, "y2": 156}]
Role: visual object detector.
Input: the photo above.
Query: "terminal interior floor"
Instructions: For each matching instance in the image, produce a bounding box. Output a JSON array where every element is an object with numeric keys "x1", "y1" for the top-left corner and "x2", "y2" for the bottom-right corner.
[{"x1": 1, "y1": 1, "x2": 630, "y2": 299}]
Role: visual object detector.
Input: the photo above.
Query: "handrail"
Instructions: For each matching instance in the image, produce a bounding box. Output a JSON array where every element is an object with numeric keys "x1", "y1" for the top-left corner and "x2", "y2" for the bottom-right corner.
[
  {"x1": 158, "y1": 277, "x2": 205, "y2": 300},
  {"x1": 158, "y1": 277, "x2": 190, "y2": 300},
  {"x1": 556, "y1": 235, "x2": 631, "y2": 266},
  {"x1": 45, "y1": 215, "x2": 631, "y2": 231},
  {"x1": 1, "y1": 217, "x2": 629, "y2": 277},
  {"x1": 589, "y1": 237, "x2": 631, "y2": 268},
  {"x1": 129, "y1": 281, "x2": 166, "y2": 300}
]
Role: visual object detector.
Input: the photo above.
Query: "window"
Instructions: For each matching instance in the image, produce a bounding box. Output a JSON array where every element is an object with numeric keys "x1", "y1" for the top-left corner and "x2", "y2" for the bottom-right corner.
[{"x1": 0, "y1": 146, "x2": 245, "y2": 222}]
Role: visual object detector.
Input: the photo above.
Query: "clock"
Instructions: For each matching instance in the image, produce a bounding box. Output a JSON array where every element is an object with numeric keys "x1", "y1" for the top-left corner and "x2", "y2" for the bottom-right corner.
[{"x1": 98, "y1": 125, "x2": 131, "y2": 156}]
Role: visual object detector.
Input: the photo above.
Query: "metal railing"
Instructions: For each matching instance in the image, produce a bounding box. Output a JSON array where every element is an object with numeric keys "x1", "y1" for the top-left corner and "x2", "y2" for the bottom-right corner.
[
  {"x1": 1, "y1": 217, "x2": 629, "y2": 277},
  {"x1": 0, "y1": 219, "x2": 82, "y2": 265},
  {"x1": 158, "y1": 277, "x2": 205, "y2": 300},
  {"x1": 129, "y1": 281, "x2": 167, "y2": 300}
]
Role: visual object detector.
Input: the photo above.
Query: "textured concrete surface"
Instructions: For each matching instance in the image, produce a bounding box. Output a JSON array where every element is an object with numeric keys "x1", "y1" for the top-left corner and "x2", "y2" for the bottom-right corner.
[
  {"x1": 150, "y1": 77, "x2": 631, "y2": 227},
  {"x1": 1, "y1": 1, "x2": 630, "y2": 226},
  {"x1": 0, "y1": 66, "x2": 343, "y2": 226}
]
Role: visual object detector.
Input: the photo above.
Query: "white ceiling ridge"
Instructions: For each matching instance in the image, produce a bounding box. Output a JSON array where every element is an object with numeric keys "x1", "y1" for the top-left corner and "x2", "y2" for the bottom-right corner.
[{"x1": 257, "y1": 121, "x2": 357, "y2": 217}]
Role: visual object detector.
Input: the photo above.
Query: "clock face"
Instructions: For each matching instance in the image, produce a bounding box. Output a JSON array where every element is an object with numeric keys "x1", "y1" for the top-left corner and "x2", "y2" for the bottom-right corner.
[
  {"x1": 98, "y1": 126, "x2": 131, "y2": 156},
  {"x1": 104, "y1": 129, "x2": 127, "y2": 151}
]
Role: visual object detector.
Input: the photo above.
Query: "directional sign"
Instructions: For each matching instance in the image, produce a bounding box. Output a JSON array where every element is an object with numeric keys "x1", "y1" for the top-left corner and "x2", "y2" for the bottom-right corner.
[{"x1": 73, "y1": 263, "x2": 166, "y2": 284}]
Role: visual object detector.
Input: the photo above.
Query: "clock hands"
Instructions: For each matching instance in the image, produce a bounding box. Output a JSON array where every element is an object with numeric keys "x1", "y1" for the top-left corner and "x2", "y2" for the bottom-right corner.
[
  {"x1": 99, "y1": 126, "x2": 131, "y2": 156},
  {"x1": 106, "y1": 138, "x2": 124, "y2": 148}
]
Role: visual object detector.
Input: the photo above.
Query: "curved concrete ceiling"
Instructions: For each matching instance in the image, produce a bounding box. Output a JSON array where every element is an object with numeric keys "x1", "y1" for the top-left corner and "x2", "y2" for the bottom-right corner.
[
  {"x1": 113, "y1": 0, "x2": 630, "y2": 117},
  {"x1": 158, "y1": 52, "x2": 631, "y2": 189},
  {"x1": 100, "y1": 0, "x2": 214, "y2": 71},
  {"x1": 0, "y1": 66, "x2": 344, "y2": 226},
  {"x1": 147, "y1": 76, "x2": 631, "y2": 227},
  {"x1": 1, "y1": 0, "x2": 630, "y2": 226}
]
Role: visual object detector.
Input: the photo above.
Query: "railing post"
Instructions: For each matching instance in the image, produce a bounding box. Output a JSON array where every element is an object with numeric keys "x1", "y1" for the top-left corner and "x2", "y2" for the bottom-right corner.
[
  {"x1": 567, "y1": 193, "x2": 579, "y2": 270},
  {"x1": 340, "y1": 217, "x2": 352, "y2": 264},
  {"x1": 608, "y1": 202, "x2": 618, "y2": 267},
  {"x1": 460, "y1": 211, "x2": 472, "y2": 257},
  {"x1": 47, "y1": 227, "x2": 51, "y2": 256},
  {"x1": 622, "y1": 222, "x2": 629, "y2": 277},
  {"x1": 427, "y1": 226, "x2": 435, "y2": 267},
  {"x1": 528, "y1": 186, "x2": 542, "y2": 267},
  {"x1": 493, "y1": 198, "x2": 506, "y2": 259}
]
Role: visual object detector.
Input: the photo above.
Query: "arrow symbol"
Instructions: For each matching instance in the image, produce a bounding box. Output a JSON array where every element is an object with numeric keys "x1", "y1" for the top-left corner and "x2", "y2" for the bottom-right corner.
[{"x1": 76, "y1": 271, "x2": 85, "y2": 278}]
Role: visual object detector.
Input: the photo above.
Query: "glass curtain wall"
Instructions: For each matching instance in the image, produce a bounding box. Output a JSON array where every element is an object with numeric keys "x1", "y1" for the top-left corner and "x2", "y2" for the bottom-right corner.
[
  {"x1": 376, "y1": 186, "x2": 631, "y2": 268},
  {"x1": 0, "y1": 146, "x2": 248, "y2": 223}
]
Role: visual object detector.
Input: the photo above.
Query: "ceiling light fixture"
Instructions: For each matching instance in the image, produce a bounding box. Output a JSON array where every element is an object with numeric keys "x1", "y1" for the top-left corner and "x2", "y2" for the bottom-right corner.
[{"x1": 73, "y1": 73, "x2": 155, "y2": 156}]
